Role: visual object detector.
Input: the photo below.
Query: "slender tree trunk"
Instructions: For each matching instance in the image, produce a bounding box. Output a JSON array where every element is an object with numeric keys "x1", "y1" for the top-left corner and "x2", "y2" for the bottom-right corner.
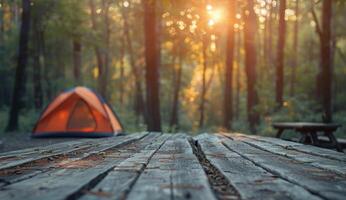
[
  {"x1": 89, "y1": 0, "x2": 105, "y2": 96},
  {"x1": 32, "y1": 18, "x2": 43, "y2": 109},
  {"x1": 223, "y1": 0, "x2": 236, "y2": 130},
  {"x1": 321, "y1": 0, "x2": 333, "y2": 122},
  {"x1": 290, "y1": 0, "x2": 299, "y2": 97},
  {"x1": 0, "y1": 0, "x2": 5, "y2": 106},
  {"x1": 199, "y1": 35, "x2": 208, "y2": 129},
  {"x1": 121, "y1": 8, "x2": 146, "y2": 124},
  {"x1": 0, "y1": 0, "x2": 4, "y2": 43},
  {"x1": 244, "y1": 0, "x2": 259, "y2": 133},
  {"x1": 235, "y1": 31, "x2": 241, "y2": 120},
  {"x1": 6, "y1": 0, "x2": 31, "y2": 131},
  {"x1": 267, "y1": 2, "x2": 273, "y2": 67},
  {"x1": 263, "y1": 2, "x2": 268, "y2": 69},
  {"x1": 275, "y1": 0, "x2": 286, "y2": 108},
  {"x1": 72, "y1": 39, "x2": 82, "y2": 84},
  {"x1": 119, "y1": 35, "x2": 125, "y2": 105},
  {"x1": 144, "y1": 0, "x2": 161, "y2": 131},
  {"x1": 169, "y1": 40, "x2": 183, "y2": 132},
  {"x1": 102, "y1": 0, "x2": 110, "y2": 99}
]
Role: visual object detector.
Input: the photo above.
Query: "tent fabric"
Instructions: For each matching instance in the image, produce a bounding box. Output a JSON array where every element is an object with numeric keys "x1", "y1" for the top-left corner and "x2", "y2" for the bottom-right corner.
[{"x1": 32, "y1": 87, "x2": 123, "y2": 138}]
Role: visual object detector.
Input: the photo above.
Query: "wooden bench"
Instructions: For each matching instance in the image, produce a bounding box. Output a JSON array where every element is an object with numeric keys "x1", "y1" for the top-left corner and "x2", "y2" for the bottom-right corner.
[
  {"x1": 0, "y1": 132, "x2": 346, "y2": 200},
  {"x1": 272, "y1": 122, "x2": 343, "y2": 152}
]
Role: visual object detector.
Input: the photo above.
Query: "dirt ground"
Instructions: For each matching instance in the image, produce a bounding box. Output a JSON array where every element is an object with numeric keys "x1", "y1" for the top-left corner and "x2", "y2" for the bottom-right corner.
[{"x1": 0, "y1": 133, "x2": 76, "y2": 153}]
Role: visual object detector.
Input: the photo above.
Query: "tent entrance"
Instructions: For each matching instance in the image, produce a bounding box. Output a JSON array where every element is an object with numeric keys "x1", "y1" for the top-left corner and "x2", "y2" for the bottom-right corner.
[{"x1": 67, "y1": 100, "x2": 96, "y2": 132}]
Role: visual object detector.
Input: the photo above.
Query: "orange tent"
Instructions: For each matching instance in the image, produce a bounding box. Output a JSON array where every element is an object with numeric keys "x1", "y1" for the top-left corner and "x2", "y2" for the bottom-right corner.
[{"x1": 32, "y1": 87, "x2": 123, "y2": 138}]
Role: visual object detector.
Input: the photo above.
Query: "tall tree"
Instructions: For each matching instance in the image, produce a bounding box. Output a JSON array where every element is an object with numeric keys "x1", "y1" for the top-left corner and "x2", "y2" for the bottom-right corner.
[
  {"x1": 144, "y1": 0, "x2": 161, "y2": 131},
  {"x1": 169, "y1": 38, "x2": 183, "y2": 132},
  {"x1": 235, "y1": 30, "x2": 241, "y2": 120},
  {"x1": 89, "y1": 0, "x2": 105, "y2": 97},
  {"x1": 244, "y1": 0, "x2": 259, "y2": 132},
  {"x1": 121, "y1": 5, "x2": 146, "y2": 125},
  {"x1": 32, "y1": 11, "x2": 44, "y2": 109},
  {"x1": 119, "y1": 34, "x2": 126, "y2": 105},
  {"x1": 199, "y1": 33, "x2": 208, "y2": 129},
  {"x1": 267, "y1": 1, "x2": 274, "y2": 67},
  {"x1": 101, "y1": 0, "x2": 111, "y2": 99},
  {"x1": 275, "y1": 0, "x2": 286, "y2": 108},
  {"x1": 320, "y1": 0, "x2": 333, "y2": 122},
  {"x1": 290, "y1": 0, "x2": 299, "y2": 96},
  {"x1": 311, "y1": 0, "x2": 334, "y2": 122},
  {"x1": 0, "y1": 0, "x2": 4, "y2": 43},
  {"x1": 223, "y1": 0, "x2": 236, "y2": 130},
  {"x1": 6, "y1": 0, "x2": 31, "y2": 131}
]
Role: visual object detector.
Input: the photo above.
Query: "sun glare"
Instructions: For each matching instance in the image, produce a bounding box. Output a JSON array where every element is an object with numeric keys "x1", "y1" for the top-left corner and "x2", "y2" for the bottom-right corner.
[
  {"x1": 206, "y1": 4, "x2": 223, "y2": 27},
  {"x1": 210, "y1": 9, "x2": 222, "y2": 22}
]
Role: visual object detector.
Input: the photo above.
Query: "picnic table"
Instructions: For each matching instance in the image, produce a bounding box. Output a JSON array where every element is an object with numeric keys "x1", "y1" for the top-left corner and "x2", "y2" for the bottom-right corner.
[
  {"x1": 0, "y1": 132, "x2": 346, "y2": 200},
  {"x1": 272, "y1": 122, "x2": 343, "y2": 152}
]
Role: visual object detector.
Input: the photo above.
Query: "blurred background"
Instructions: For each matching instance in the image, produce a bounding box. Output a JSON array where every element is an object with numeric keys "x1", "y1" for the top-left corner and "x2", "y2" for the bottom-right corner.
[{"x1": 0, "y1": 0, "x2": 345, "y2": 138}]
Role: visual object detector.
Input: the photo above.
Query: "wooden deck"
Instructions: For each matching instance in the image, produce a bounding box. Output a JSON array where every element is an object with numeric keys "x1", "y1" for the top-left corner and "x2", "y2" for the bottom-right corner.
[{"x1": 0, "y1": 132, "x2": 345, "y2": 200}]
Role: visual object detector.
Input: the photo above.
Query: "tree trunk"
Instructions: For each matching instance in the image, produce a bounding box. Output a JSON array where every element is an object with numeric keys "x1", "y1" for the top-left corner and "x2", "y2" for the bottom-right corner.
[
  {"x1": 144, "y1": 0, "x2": 161, "y2": 131},
  {"x1": 6, "y1": 0, "x2": 31, "y2": 131},
  {"x1": 267, "y1": 1, "x2": 273, "y2": 67},
  {"x1": 199, "y1": 34, "x2": 208, "y2": 129},
  {"x1": 101, "y1": 0, "x2": 110, "y2": 99},
  {"x1": 169, "y1": 40, "x2": 183, "y2": 132},
  {"x1": 0, "y1": 0, "x2": 4, "y2": 43},
  {"x1": 320, "y1": 0, "x2": 333, "y2": 122},
  {"x1": 119, "y1": 35, "x2": 125, "y2": 105},
  {"x1": 121, "y1": 7, "x2": 146, "y2": 125},
  {"x1": 72, "y1": 39, "x2": 82, "y2": 84},
  {"x1": 32, "y1": 17, "x2": 43, "y2": 110},
  {"x1": 290, "y1": 0, "x2": 299, "y2": 97},
  {"x1": 244, "y1": 0, "x2": 259, "y2": 133},
  {"x1": 89, "y1": 0, "x2": 105, "y2": 96},
  {"x1": 223, "y1": 0, "x2": 236, "y2": 130},
  {"x1": 275, "y1": 0, "x2": 286, "y2": 108},
  {"x1": 235, "y1": 31, "x2": 241, "y2": 120}
]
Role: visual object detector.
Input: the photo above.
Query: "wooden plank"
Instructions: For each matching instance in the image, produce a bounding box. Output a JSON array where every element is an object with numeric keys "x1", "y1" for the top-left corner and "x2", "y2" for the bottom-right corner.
[
  {"x1": 0, "y1": 133, "x2": 151, "y2": 186},
  {"x1": 0, "y1": 140, "x2": 93, "y2": 170},
  {"x1": 228, "y1": 134, "x2": 346, "y2": 175},
  {"x1": 171, "y1": 137, "x2": 216, "y2": 200},
  {"x1": 0, "y1": 133, "x2": 148, "y2": 171},
  {"x1": 194, "y1": 134, "x2": 321, "y2": 200},
  {"x1": 127, "y1": 135, "x2": 216, "y2": 200},
  {"x1": 0, "y1": 132, "x2": 153, "y2": 200},
  {"x1": 231, "y1": 133, "x2": 346, "y2": 162},
  {"x1": 80, "y1": 134, "x2": 170, "y2": 200},
  {"x1": 220, "y1": 135, "x2": 346, "y2": 200}
]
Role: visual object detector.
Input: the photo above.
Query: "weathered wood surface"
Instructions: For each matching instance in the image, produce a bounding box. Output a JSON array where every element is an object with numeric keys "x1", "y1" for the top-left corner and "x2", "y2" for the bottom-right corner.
[
  {"x1": 195, "y1": 134, "x2": 321, "y2": 200},
  {"x1": 81, "y1": 134, "x2": 171, "y2": 200},
  {"x1": 220, "y1": 134, "x2": 346, "y2": 200},
  {"x1": 232, "y1": 133, "x2": 346, "y2": 162},
  {"x1": 127, "y1": 135, "x2": 216, "y2": 200},
  {"x1": 0, "y1": 132, "x2": 345, "y2": 200},
  {"x1": 226, "y1": 133, "x2": 346, "y2": 175},
  {"x1": 0, "y1": 132, "x2": 148, "y2": 171}
]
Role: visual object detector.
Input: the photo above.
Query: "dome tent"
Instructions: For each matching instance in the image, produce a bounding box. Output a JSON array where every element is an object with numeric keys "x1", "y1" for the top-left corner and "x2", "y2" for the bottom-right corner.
[{"x1": 32, "y1": 87, "x2": 123, "y2": 138}]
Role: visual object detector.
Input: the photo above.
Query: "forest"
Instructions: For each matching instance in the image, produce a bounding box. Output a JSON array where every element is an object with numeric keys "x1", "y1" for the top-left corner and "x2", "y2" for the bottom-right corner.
[{"x1": 0, "y1": 0, "x2": 346, "y2": 138}]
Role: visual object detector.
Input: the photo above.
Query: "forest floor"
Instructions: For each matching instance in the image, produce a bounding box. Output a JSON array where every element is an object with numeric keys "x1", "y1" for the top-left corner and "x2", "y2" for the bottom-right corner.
[{"x1": 0, "y1": 133, "x2": 75, "y2": 153}]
